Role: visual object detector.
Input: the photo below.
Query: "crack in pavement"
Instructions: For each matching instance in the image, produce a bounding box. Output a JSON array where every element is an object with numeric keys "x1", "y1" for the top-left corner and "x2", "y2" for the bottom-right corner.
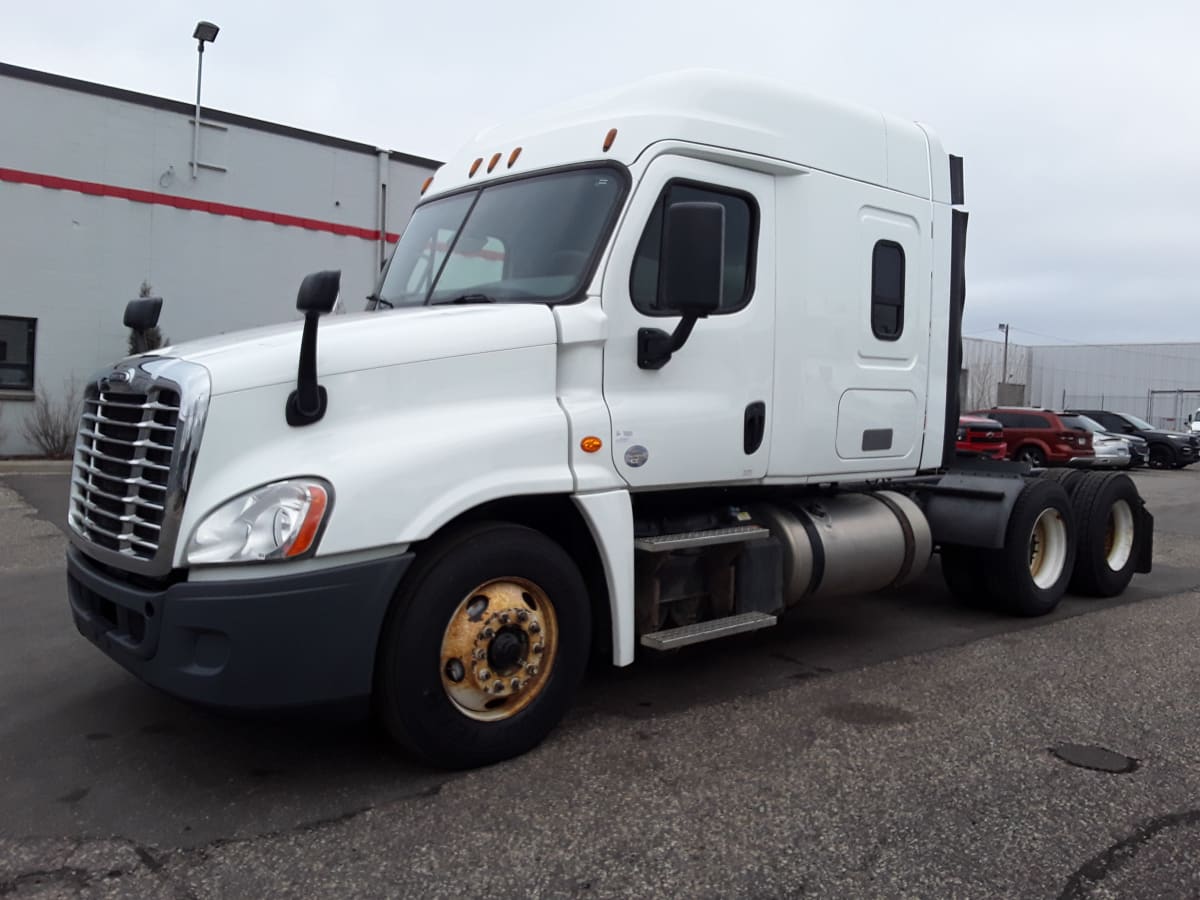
[{"x1": 1058, "y1": 808, "x2": 1200, "y2": 899}]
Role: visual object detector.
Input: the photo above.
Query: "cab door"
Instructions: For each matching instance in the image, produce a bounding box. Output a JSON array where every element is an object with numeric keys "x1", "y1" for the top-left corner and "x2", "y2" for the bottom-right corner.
[{"x1": 601, "y1": 156, "x2": 776, "y2": 488}]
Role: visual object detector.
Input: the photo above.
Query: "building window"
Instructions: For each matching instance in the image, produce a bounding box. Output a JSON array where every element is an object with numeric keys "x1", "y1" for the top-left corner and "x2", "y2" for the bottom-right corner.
[
  {"x1": 630, "y1": 181, "x2": 758, "y2": 315},
  {"x1": 0, "y1": 316, "x2": 36, "y2": 391},
  {"x1": 871, "y1": 240, "x2": 905, "y2": 340}
]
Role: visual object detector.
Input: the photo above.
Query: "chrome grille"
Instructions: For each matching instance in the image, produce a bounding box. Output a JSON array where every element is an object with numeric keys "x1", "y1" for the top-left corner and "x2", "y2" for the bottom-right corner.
[{"x1": 68, "y1": 358, "x2": 211, "y2": 575}]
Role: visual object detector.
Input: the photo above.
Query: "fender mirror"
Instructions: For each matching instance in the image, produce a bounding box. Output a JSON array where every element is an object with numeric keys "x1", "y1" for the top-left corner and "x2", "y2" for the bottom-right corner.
[
  {"x1": 638, "y1": 201, "x2": 725, "y2": 369},
  {"x1": 124, "y1": 297, "x2": 163, "y2": 355}
]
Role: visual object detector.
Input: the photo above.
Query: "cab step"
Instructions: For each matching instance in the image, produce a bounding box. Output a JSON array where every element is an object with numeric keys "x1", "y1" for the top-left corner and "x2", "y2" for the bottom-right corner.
[
  {"x1": 640, "y1": 611, "x2": 777, "y2": 650},
  {"x1": 634, "y1": 524, "x2": 770, "y2": 553}
]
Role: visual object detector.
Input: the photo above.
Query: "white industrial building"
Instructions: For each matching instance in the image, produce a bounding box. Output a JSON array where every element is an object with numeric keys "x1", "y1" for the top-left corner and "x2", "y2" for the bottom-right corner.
[
  {"x1": 962, "y1": 338, "x2": 1200, "y2": 429},
  {"x1": 0, "y1": 62, "x2": 438, "y2": 455}
]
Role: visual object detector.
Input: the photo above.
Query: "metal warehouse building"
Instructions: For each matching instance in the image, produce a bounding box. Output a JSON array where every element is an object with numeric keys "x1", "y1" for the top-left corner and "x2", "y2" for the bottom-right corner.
[
  {"x1": 0, "y1": 62, "x2": 438, "y2": 455},
  {"x1": 963, "y1": 338, "x2": 1200, "y2": 429}
]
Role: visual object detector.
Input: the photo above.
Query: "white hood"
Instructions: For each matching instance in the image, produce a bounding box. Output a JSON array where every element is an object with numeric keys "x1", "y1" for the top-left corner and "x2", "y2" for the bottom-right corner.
[{"x1": 145, "y1": 305, "x2": 559, "y2": 395}]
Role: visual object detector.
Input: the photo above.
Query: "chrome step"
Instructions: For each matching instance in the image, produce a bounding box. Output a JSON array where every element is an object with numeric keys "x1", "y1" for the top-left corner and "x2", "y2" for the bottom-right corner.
[
  {"x1": 634, "y1": 524, "x2": 770, "y2": 553},
  {"x1": 640, "y1": 612, "x2": 777, "y2": 650}
]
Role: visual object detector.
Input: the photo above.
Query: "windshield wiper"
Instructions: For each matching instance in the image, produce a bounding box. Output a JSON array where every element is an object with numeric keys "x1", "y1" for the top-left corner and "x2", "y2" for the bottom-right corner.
[
  {"x1": 432, "y1": 293, "x2": 497, "y2": 305},
  {"x1": 365, "y1": 294, "x2": 393, "y2": 310}
]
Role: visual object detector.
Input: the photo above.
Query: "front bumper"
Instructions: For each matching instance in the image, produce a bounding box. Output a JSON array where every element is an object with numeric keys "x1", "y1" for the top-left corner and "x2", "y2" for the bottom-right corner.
[{"x1": 67, "y1": 546, "x2": 414, "y2": 710}]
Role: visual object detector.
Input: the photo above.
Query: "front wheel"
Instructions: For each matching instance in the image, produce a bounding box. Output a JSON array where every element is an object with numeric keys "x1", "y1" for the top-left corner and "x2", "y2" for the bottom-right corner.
[
  {"x1": 1148, "y1": 444, "x2": 1176, "y2": 469},
  {"x1": 375, "y1": 522, "x2": 591, "y2": 769},
  {"x1": 1016, "y1": 445, "x2": 1046, "y2": 467}
]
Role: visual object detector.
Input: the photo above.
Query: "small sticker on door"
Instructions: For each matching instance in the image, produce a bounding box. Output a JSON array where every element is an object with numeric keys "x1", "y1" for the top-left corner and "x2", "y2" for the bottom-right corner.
[{"x1": 624, "y1": 445, "x2": 649, "y2": 468}]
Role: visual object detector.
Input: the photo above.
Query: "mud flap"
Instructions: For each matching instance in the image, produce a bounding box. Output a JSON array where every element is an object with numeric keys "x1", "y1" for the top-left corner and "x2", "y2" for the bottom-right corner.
[{"x1": 1135, "y1": 504, "x2": 1154, "y2": 574}]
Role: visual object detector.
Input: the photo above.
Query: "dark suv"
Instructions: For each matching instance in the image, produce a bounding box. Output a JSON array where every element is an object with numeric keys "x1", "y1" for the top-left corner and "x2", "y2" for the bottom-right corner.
[
  {"x1": 968, "y1": 407, "x2": 1094, "y2": 467},
  {"x1": 1066, "y1": 409, "x2": 1198, "y2": 469}
]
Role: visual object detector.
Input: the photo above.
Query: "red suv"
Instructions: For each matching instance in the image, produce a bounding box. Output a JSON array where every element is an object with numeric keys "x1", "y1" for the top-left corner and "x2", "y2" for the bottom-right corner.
[{"x1": 967, "y1": 407, "x2": 1094, "y2": 467}]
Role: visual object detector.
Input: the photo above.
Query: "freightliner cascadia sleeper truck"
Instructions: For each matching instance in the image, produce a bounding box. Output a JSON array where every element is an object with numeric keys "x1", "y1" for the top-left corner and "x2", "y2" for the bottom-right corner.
[{"x1": 65, "y1": 71, "x2": 1152, "y2": 767}]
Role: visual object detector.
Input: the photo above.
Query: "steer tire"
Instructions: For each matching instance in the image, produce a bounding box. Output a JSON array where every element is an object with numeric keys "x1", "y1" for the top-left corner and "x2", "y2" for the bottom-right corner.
[
  {"x1": 374, "y1": 521, "x2": 591, "y2": 769},
  {"x1": 987, "y1": 479, "x2": 1076, "y2": 617},
  {"x1": 1068, "y1": 472, "x2": 1142, "y2": 597}
]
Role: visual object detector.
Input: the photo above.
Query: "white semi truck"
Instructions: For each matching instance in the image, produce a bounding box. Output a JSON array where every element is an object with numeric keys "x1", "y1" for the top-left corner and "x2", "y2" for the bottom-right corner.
[{"x1": 66, "y1": 71, "x2": 1153, "y2": 768}]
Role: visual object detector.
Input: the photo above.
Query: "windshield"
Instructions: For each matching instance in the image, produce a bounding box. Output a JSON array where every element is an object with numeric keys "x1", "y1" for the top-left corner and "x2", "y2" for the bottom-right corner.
[
  {"x1": 1120, "y1": 413, "x2": 1155, "y2": 431},
  {"x1": 371, "y1": 166, "x2": 626, "y2": 308}
]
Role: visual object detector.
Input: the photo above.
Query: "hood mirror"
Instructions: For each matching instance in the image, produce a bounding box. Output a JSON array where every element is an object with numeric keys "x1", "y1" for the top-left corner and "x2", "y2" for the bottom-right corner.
[{"x1": 286, "y1": 270, "x2": 340, "y2": 427}]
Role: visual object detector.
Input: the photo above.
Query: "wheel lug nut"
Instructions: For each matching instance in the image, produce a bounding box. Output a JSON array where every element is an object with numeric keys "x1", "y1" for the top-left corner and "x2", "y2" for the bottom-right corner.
[
  {"x1": 517, "y1": 610, "x2": 529, "y2": 622},
  {"x1": 493, "y1": 681, "x2": 504, "y2": 693},
  {"x1": 500, "y1": 613, "x2": 510, "y2": 625},
  {"x1": 529, "y1": 622, "x2": 541, "y2": 634},
  {"x1": 511, "y1": 678, "x2": 521, "y2": 690},
  {"x1": 481, "y1": 627, "x2": 494, "y2": 639},
  {"x1": 478, "y1": 669, "x2": 491, "y2": 681},
  {"x1": 533, "y1": 643, "x2": 544, "y2": 654},
  {"x1": 526, "y1": 665, "x2": 538, "y2": 676},
  {"x1": 445, "y1": 659, "x2": 465, "y2": 683}
]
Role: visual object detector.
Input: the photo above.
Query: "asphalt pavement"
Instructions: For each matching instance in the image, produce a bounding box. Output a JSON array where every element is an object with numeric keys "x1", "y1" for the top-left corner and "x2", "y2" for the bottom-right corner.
[{"x1": 1, "y1": 465, "x2": 1198, "y2": 898}]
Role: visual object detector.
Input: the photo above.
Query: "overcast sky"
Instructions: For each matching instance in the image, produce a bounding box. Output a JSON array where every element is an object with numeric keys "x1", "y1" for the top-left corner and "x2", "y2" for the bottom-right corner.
[{"x1": 3, "y1": 0, "x2": 1197, "y2": 345}]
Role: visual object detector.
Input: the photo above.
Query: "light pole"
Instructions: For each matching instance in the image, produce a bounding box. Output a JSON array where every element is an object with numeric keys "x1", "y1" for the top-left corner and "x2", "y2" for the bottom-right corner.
[
  {"x1": 191, "y1": 21, "x2": 219, "y2": 179},
  {"x1": 997, "y1": 322, "x2": 1010, "y2": 386}
]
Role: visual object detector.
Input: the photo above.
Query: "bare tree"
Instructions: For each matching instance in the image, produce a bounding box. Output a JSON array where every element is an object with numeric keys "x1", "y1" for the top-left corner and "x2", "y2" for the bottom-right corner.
[
  {"x1": 965, "y1": 358, "x2": 999, "y2": 411},
  {"x1": 127, "y1": 280, "x2": 169, "y2": 356},
  {"x1": 22, "y1": 377, "x2": 82, "y2": 459}
]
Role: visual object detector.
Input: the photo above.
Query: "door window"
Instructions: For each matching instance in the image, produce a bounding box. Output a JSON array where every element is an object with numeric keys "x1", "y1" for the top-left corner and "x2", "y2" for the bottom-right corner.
[{"x1": 630, "y1": 182, "x2": 757, "y2": 315}]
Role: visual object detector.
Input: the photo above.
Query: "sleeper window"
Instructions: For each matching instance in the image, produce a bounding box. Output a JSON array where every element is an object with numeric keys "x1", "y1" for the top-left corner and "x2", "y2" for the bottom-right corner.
[{"x1": 871, "y1": 241, "x2": 905, "y2": 340}]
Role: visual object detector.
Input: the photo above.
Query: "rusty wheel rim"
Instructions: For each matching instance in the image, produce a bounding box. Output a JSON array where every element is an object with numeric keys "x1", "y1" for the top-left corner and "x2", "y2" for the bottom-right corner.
[
  {"x1": 439, "y1": 578, "x2": 558, "y2": 722},
  {"x1": 1028, "y1": 508, "x2": 1068, "y2": 589}
]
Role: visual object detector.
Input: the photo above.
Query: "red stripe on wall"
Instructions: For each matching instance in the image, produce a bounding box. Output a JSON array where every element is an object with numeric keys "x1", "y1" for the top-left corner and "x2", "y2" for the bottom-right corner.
[{"x1": 0, "y1": 166, "x2": 403, "y2": 243}]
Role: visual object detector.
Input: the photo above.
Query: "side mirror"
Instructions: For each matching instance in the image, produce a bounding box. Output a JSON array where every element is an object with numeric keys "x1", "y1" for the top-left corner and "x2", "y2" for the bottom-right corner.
[
  {"x1": 638, "y1": 201, "x2": 725, "y2": 369},
  {"x1": 660, "y1": 201, "x2": 724, "y2": 314},
  {"x1": 297, "y1": 270, "x2": 341, "y2": 313},
  {"x1": 287, "y1": 269, "x2": 341, "y2": 426}
]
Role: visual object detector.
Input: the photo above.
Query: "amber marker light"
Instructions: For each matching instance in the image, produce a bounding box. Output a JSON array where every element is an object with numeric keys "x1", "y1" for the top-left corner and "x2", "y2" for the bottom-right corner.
[
  {"x1": 487, "y1": 152, "x2": 502, "y2": 173},
  {"x1": 508, "y1": 147, "x2": 523, "y2": 168},
  {"x1": 420, "y1": 176, "x2": 433, "y2": 195},
  {"x1": 603, "y1": 128, "x2": 618, "y2": 152},
  {"x1": 284, "y1": 484, "x2": 329, "y2": 558},
  {"x1": 469, "y1": 158, "x2": 483, "y2": 177},
  {"x1": 581, "y1": 436, "x2": 603, "y2": 453}
]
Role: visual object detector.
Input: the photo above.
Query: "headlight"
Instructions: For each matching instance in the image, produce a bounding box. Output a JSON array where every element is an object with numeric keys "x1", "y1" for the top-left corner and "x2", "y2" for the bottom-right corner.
[{"x1": 186, "y1": 479, "x2": 332, "y2": 565}]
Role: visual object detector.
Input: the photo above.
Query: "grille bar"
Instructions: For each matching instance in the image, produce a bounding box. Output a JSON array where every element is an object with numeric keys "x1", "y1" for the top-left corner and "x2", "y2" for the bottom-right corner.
[
  {"x1": 76, "y1": 514, "x2": 160, "y2": 552},
  {"x1": 83, "y1": 397, "x2": 180, "y2": 413},
  {"x1": 72, "y1": 494, "x2": 162, "y2": 530},
  {"x1": 78, "y1": 427, "x2": 175, "y2": 453},
  {"x1": 71, "y1": 476, "x2": 166, "y2": 512},
  {"x1": 76, "y1": 444, "x2": 171, "y2": 473},
  {"x1": 81, "y1": 411, "x2": 178, "y2": 434}
]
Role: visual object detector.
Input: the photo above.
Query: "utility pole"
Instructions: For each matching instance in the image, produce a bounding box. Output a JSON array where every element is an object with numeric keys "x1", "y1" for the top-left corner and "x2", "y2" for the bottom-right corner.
[{"x1": 997, "y1": 322, "x2": 1010, "y2": 385}]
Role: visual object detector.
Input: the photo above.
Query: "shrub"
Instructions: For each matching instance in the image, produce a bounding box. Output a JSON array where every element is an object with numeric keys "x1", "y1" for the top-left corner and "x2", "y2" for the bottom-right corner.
[{"x1": 22, "y1": 378, "x2": 82, "y2": 459}]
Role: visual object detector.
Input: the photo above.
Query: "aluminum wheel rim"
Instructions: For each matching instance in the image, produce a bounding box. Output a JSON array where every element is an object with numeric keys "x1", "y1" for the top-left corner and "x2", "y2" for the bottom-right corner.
[
  {"x1": 440, "y1": 577, "x2": 558, "y2": 722},
  {"x1": 1104, "y1": 499, "x2": 1135, "y2": 572},
  {"x1": 1029, "y1": 508, "x2": 1068, "y2": 590}
]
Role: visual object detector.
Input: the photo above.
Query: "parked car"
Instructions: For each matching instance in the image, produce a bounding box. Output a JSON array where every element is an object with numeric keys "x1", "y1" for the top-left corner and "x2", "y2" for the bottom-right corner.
[
  {"x1": 1187, "y1": 409, "x2": 1200, "y2": 436},
  {"x1": 1065, "y1": 409, "x2": 1199, "y2": 469},
  {"x1": 969, "y1": 407, "x2": 1094, "y2": 467},
  {"x1": 955, "y1": 415, "x2": 1007, "y2": 459},
  {"x1": 1056, "y1": 414, "x2": 1132, "y2": 468}
]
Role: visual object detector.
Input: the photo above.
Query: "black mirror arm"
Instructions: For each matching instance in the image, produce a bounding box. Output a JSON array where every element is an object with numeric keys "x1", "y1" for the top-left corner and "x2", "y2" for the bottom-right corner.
[
  {"x1": 286, "y1": 311, "x2": 328, "y2": 426},
  {"x1": 637, "y1": 313, "x2": 700, "y2": 370}
]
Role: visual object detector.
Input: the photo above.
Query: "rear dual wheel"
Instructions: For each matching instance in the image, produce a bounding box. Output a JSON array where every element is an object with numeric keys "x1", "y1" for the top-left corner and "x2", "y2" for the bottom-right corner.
[
  {"x1": 941, "y1": 479, "x2": 1075, "y2": 617},
  {"x1": 1068, "y1": 472, "x2": 1142, "y2": 597},
  {"x1": 375, "y1": 522, "x2": 590, "y2": 769}
]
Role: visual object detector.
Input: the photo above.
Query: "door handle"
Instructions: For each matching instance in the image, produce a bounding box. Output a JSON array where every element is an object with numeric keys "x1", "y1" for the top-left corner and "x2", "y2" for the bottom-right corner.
[{"x1": 744, "y1": 402, "x2": 766, "y2": 454}]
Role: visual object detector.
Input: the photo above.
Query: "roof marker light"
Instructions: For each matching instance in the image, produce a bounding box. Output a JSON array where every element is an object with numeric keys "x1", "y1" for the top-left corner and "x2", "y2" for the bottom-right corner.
[
  {"x1": 487, "y1": 152, "x2": 502, "y2": 173},
  {"x1": 603, "y1": 128, "x2": 618, "y2": 152},
  {"x1": 420, "y1": 176, "x2": 433, "y2": 195},
  {"x1": 508, "y1": 147, "x2": 522, "y2": 168},
  {"x1": 469, "y1": 158, "x2": 482, "y2": 177}
]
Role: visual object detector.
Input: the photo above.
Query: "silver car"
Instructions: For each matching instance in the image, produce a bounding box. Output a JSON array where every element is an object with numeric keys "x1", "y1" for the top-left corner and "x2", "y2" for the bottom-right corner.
[{"x1": 1060, "y1": 414, "x2": 1133, "y2": 469}]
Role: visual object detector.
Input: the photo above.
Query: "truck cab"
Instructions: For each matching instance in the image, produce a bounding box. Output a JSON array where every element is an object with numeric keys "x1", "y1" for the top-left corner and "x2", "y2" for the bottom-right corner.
[{"x1": 65, "y1": 71, "x2": 1151, "y2": 768}]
